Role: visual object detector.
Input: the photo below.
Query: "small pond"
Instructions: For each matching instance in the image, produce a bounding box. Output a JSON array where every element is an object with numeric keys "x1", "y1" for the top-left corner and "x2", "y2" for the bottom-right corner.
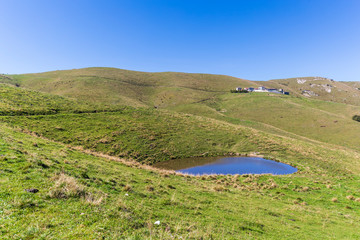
[{"x1": 154, "y1": 156, "x2": 297, "y2": 175}]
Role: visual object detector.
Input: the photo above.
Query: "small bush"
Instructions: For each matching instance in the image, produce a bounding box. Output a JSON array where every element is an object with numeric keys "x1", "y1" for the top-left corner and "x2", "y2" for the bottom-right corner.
[
  {"x1": 230, "y1": 89, "x2": 249, "y2": 93},
  {"x1": 352, "y1": 115, "x2": 360, "y2": 122}
]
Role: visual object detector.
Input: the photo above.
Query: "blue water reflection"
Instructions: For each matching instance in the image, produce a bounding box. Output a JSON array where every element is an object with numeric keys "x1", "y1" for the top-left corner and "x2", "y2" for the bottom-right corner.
[{"x1": 155, "y1": 157, "x2": 297, "y2": 175}]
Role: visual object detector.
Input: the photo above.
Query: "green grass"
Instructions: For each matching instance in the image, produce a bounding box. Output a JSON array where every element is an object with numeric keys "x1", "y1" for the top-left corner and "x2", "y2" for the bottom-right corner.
[
  {"x1": 1, "y1": 68, "x2": 360, "y2": 239},
  {"x1": 4, "y1": 67, "x2": 258, "y2": 107},
  {"x1": 1, "y1": 109, "x2": 256, "y2": 164},
  {"x1": 1, "y1": 121, "x2": 360, "y2": 239},
  {"x1": 2, "y1": 68, "x2": 359, "y2": 109},
  {"x1": 0, "y1": 83, "x2": 126, "y2": 115},
  {"x1": 3, "y1": 107, "x2": 360, "y2": 175},
  {"x1": 259, "y1": 77, "x2": 360, "y2": 106},
  {"x1": 168, "y1": 93, "x2": 360, "y2": 151}
]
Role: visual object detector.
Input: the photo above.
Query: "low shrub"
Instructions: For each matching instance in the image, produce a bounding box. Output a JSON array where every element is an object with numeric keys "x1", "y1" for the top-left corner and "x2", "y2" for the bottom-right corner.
[
  {"x1": 352, "y1": 115, "x2": 360, "y2": 122},
  {"x1": 230, "y1": 89, "x2": 249, "y2": 93}
]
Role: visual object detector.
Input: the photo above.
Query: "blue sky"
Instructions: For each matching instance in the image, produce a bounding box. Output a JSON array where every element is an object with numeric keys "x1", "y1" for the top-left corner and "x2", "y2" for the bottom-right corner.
[{"x1": 1, "y1": 0, "x2": 359, "y2": 81}]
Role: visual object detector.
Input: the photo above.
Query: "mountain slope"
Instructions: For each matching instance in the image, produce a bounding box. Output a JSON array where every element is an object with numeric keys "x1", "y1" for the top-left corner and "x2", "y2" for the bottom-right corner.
[
  {"x1": 259, "y1": 77, "x2": 360, "y2": 106},
  {"x1": 2, "y1": 67, "x2": 360, "y2": 151},
  {"x1": 167, "y1": 92, "x2": 360, "y2": 151},
  {"x1": 1, "y1": 70, "x2": 360, "y2": 239},
  {"x1": 342, "y1": 81, "x2": 360, "y2": 91},
  {"x1": 3, "y1": 68, "x2": 359, "y2": 108},
  {"x1": 5, "y1": 67, "x2": 258, "y2": 107},
  {"x1": 2, "y1": 119, "x2": 360, "y2": 239},
  {"x1": 0, "y1": 83, "x2": 89, "y2": 115},
  {"x1": 0, "y1": 83, "x2": 126, "y2": 115}
]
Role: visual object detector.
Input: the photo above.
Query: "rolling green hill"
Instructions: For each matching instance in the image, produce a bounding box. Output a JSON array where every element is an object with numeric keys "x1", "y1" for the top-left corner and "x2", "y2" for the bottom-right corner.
[
  {"x1": 3, "y1": 68, "x2": 258, "y2": 107},
  {"x1": 1, "y1": 68, "x2": 360, "y2": 239},
  {"x1": 3, "y1": 68, "x2": 359, "y2": 108},
  {"x1": 168, "y1": 93, "x2": 360, "y2": 151},
  {"x1": 3, "y1": 67, "x2": 360, "y2": 161},
  {"x1": 2, "y1": 118, "x2": 360, "y2": 239},
  {"x1": 0, "y1": 83, "x2": 127, "y2": 115}
]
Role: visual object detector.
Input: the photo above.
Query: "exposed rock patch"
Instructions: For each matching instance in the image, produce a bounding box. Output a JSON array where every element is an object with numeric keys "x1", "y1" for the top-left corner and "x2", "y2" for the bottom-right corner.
[
  {"x1": 302, "y1": 90, "x2": 319, "y2": 97},
  {"x1": 297, "y1": 78, "x2": 307, "y2": 84}
]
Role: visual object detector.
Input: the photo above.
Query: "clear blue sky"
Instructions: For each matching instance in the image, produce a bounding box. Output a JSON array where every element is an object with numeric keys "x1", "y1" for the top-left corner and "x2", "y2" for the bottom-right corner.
[{"x1": 1, "y1": 0, "x2": 359, "y2": 81}]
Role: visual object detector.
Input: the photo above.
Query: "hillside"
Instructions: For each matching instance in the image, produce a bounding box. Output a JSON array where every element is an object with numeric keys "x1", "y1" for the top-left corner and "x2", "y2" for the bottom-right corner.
[
  {"x1": 0, "y1": 83, "x2": 115, "y2": 115},
  {"x1": 0, "y1": 83, "x2": 78, "y2": 110},
  {"x1": 259, "y1": 77, "x2": 360, "y2": 106},
  {"x1": 342, "y1": 81, "x2": 360, "y2": 91},
  {"x1": 4, "y1": 68, "x2": 258, "y2": 108},
  {"x1": 168, "y1": 93, "x2": 360, "y2": 151},
  {"x1": 1, "y1": 86, "x2": 360, "y2": 238},
  {"x1": 2, "y1": 67, "x2": 360, "y2": 153},
  {"x1": 3, "y1": 69, "x2": 360, "y2": 109},
  {"x1": 2, "y1": 117, "x2": 360, "y2": 239},
  {"x1": 1, "y1": 68, "x2": 360, "y2": 238}
]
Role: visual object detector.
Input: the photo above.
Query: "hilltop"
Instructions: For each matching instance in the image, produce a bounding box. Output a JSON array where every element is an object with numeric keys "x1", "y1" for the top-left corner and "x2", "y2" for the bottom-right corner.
[
  {"x1": 2, "y1": 68, "x2": 257, "y2": 107},
  {"x1": 2, "y1": 68, "x2": 360, "y2": 108}
]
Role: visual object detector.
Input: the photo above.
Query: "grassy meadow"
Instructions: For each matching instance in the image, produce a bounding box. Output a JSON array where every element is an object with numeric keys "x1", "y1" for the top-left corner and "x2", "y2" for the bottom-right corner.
[
  {"x1": 1, "y1": 68, "x2": 360, "y2": 239},
  {"x1": 0, "y1": 83, "x2": 126, "y2": 115},
  {"x1": 1, "y1": 117, "x2": 360, "y2": 239},
  {"x1": 168, "y1": 93, "x2": 360, "y2": 151}
]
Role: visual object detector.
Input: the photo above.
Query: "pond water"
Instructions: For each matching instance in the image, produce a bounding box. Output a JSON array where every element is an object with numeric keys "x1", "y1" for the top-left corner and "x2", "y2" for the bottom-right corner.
[{"x1": 154, "y1": 156, "x2": 297, "y2": 175}]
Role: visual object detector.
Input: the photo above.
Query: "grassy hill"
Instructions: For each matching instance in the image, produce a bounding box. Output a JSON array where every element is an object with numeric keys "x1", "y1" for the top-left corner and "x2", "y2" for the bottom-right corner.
[
  {"x1": 3, "y1": 68, "x2": 359, "y2": 108},
  {"x1": 4, "y1": 68, "x2": 360, "y2": 150},
  {"x1": 259, "y1": 77, "x2": 360, "y2": 106},
  {"x1": 0, "y1": 83, "x2": 84, "y2": 115},
  {"x1": 2, "y1": 119, "x2": 360, "y2": 239},
  {"x1": 0, "y1": 83, "x2": 126, "y2": 115},
  {"x1": 342, "y1": 81, "x2": 360, "y2": 91},
  {"x1": 168, "y1": 93, "x2": 360, "y2": 151},
  {"x1": 3, "y1": 68, "x2": 258, "y2": 108},
  {"x1": 2, "y1": 101, "x2": 360, "y2": 239},
  {"x1": 1, "y1": 68, "x2": 360, "y2": 239}
]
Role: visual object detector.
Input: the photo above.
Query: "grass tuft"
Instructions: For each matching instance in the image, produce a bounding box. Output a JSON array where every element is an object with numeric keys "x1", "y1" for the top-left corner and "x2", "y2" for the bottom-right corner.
[
  {"x1": 346, "y1": 195, "x2": 355, "y2": 201},
  {"x1": 49, "y1": 173, "x2": 86, "y2": 199},
  {"x1": 123, "y1": 184, "x2": 132, "y2": 192}
]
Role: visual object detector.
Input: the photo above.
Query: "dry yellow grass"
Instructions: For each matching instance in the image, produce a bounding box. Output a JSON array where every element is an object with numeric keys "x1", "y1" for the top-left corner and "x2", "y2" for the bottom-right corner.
[{"x1": 49, "y1": 173, "x2": 86, "y2": 199}]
